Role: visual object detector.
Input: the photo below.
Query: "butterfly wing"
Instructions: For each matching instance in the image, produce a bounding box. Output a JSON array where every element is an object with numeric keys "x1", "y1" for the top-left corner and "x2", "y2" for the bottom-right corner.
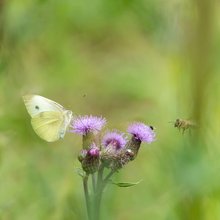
[
  {"x1": 23, "y1": 94, "x2": 73, "y2": 142},
  {"x1": 31, "y1": 111, "x2": 64, "y2": 142},
  {"x1": 23, "y1": 95, "x2": 64, "y2": 117}
]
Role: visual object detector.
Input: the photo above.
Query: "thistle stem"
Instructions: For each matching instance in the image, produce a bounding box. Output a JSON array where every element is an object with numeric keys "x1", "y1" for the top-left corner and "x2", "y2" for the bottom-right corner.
[
  {"x1": 92, "y1": 167, "x2": 115, "y2": 220},
  {"x1": 97, "y1": 164, "x2": 104, "y2": 186},
  {"x1": 103, "y1": 170, "x2": 115, "y2": 184},
  {"x1": 83, "y1": 164, "x2": 115, "y2": 220},
  {"x1": 92, "y1": 174, "x2": 96, "y2": 193},
  {"x1": 92, "y1": 165, "x2": 104, "y2": 220},
  {"x1": 83, "y1": 175, "x2": 91, "y2": 220}
]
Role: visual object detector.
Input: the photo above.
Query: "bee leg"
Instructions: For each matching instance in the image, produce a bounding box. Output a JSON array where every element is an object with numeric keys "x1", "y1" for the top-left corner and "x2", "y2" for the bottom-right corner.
[{"x1": 182, "y1": 128, "x2": 185, "y2": 134}]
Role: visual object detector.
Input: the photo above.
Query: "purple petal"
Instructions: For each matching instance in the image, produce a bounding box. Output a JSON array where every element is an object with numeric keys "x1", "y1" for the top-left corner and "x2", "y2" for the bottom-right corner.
[
  {"x1": 102, "y1": 131, "x2": 127, "y2": 150},
  {"x1": 70, "y1": 115, "x2": 106, "y2": 135},
  {"x1": 127, "y1": 122, "x2": 156, "y2": 143}
]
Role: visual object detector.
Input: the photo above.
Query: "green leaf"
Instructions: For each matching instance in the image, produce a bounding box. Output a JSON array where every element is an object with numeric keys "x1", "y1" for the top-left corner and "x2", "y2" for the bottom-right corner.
[{"x1": 110, "y1": 180, "x2": 142, "y2": 187}]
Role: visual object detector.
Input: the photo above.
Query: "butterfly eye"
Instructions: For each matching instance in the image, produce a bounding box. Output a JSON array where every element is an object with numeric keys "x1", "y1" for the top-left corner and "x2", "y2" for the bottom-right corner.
[{"x1": 35, "y1": 105, "x2": 40, "y2": 110}]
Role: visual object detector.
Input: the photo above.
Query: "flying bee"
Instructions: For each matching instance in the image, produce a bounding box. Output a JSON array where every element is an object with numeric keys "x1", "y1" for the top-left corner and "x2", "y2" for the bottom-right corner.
[{"x1": 172, "y1": 119, "x2": 196, "y2": 134}]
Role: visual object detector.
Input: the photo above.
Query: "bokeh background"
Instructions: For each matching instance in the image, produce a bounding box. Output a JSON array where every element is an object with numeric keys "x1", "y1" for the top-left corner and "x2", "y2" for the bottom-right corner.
[{"x1": 0, "y1": 0, "x2": 220, "y2": 219}]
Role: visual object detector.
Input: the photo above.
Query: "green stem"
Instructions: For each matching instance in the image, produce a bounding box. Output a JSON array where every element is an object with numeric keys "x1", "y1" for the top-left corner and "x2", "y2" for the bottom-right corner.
[
  {"x1": 97, "y1": 164, "x2": 104, "y2": 187},
  {"x1": 83, "y1": 175, "x2": 91, "y2": 220},
  {"x1": 92, "y1": 165, "x2": 104, "y2": 220},
  {"x1": 92, "y1": 174, "x2": 96, "y2": 193},
  {"x1": 103, "y1": 170, "x2": 115, "y2": 185},
  {"x1": 93, "y1": 166, "x2": 115, "y2": 220}
]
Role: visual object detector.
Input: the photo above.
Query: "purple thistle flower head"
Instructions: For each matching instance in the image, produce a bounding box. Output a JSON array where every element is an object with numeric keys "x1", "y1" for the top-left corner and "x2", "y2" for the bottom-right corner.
[
  {"x1": 88, "y1": 146, "x2": 100, "y2": 157},
  {"x1": 70, "y1": 115, "x2": 106, "y2": 135},
  {"x1": 127, "y1": 122, "x2": 156, "y2": 143},
  {"x1": 102, "y1": 131, "x2": 127, "y2": 150}
]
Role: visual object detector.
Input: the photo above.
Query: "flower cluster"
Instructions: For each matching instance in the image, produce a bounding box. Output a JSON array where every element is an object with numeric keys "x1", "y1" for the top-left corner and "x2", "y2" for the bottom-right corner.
[{"x1": 70, "y1": 115, "x2": 156, "y2": 174}]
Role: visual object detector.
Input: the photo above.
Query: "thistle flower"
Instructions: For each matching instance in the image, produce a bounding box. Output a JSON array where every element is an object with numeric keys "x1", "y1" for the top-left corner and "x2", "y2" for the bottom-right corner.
[
  {"x1": 70, "y1": 115, "x2": 106, "y2": 135},
  {"x1": 102, "y1": 131, "x2": 127, "y2": 150},
  {"x1": 126, "y1": 122, "x2": 156, "y2": 160},
  {"x1": 70, "y1": 115, "x2": 106, "y2": 149},
  {"x1": 101, "y1": 131, "x2": 128, "y2": 170},
  {"x1": 127, "y1": 122, "x2": 155, "y2": 143}
]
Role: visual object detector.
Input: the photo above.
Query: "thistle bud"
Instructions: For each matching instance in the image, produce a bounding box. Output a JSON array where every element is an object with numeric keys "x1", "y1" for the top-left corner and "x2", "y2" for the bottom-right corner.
[
  {"x1": 78, "y1": 149, "x2": 88, "y2": 162},
  {"x1": 81, "y1": 146, "x2": 100, "y2": 174},
  {"x1": 125, "y1": 136, "x2": 141, "y2": 160}
]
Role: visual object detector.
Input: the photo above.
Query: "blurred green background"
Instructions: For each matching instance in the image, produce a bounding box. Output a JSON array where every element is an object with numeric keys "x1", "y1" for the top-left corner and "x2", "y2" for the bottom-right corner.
[{"x1": 0, "y1": 0, "x2": 220, "y2": 219}]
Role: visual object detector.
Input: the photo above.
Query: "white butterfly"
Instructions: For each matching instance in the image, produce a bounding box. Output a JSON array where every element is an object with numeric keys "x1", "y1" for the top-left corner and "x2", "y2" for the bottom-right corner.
[{"x1": 23, "y1": 95, "x2": 73, "y2": 142}]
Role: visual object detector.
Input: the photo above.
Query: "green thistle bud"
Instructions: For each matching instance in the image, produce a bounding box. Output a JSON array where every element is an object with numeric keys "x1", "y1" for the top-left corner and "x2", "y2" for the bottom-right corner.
[
  {"x1": 81, "y1": 146, "x2": 100, "y2": 174},
  {"x1": 125, "y1": 136, "x2": 141, "y2": 160},
  {"x1": 101, "y1": 147, "x2": 134, "y2": 171},
  {"x1": 78, "y1": 149, "x2": 88, "y2": 162}
]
